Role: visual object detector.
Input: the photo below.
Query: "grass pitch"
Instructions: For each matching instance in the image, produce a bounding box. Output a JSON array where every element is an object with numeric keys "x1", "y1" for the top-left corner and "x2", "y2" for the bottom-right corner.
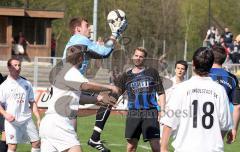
[{"x1": 14, "y1": 113, "x2": 240, "y2": 151}]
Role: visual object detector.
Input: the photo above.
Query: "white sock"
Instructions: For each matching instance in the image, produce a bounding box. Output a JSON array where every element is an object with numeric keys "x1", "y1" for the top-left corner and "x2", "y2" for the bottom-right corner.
[
  {"x1": 94, "y1": 126, "x2": 102, "y2": 133},
  {"x1": 31, "y1": 147, "x2": 40, "y2": 152},
  {"x1": 7, "y1": 150, "x2": 15, "y2": 152}
]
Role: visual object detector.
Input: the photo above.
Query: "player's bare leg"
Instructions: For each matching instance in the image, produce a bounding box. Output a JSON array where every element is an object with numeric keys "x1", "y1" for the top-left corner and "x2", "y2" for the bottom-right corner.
[
  {"x1": 1, "y1": 131, "x2": 5, "y2": 141},
  {"x1": 30, "y1": 140, "x2": 40, "y2": 152},
  {"x1": 149, "y1": 139, "x2": 160, "y2": 152},
  {"x1": 71, "y1": 118, "x2": 77, "y2": 131},
  {"x1": 127, "y1": 139, "x2": 138, "y2": 152},
  {"x1": 64, "y1": 145, "x2": 82, "y2": 152},
  {"x1": 7, "y1": 144, "x2": 17, "y2": 152}
]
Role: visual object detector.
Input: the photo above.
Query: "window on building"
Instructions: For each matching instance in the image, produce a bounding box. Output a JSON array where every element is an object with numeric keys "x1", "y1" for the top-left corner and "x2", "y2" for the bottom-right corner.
[
  {"x1": 0, "y1": 17, "x2": 7, "y2": 44},
  {"x1": 12, "y1": 17, "x2": 46, "y2": 45}
]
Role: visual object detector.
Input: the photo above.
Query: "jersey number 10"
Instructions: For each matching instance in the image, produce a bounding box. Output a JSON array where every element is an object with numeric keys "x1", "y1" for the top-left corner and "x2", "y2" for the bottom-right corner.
[{"x1": 192, "y1": 100, "x2": 214, "y2": 129}]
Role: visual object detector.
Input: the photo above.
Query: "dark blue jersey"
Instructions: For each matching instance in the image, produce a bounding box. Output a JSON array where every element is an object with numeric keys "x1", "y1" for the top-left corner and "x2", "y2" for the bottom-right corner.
[
  {"x1": 210, "y1": 68, "x2": 239, "y2": 105},
  {"x1": 0, "y1": 73, "x2": 7, "y2": 85},
  {"x1": 0, "y1": 73, "x2": 4, "y2": 84},
  {"x1": 115, "y1": 67, "x2": 164, "y2": 110}
]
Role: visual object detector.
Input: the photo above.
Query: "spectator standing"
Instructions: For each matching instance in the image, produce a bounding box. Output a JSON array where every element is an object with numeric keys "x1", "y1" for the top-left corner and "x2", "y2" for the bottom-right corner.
[
  {"x1": 205, "y1": 26, "x2": 216, "y2": 47},
  {"x1": 51, "y1": 33, "x2": 56, "y2": 63},
  {"x1": 14, "y1": 32, "x2": 29, "y2": 55},
  {"x1": 222, "y1": 27, "x2": 233, "y2": 49}
]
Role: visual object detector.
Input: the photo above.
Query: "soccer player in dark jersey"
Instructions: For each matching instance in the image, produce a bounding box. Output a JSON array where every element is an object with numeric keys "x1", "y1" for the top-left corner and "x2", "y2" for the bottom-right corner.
[
  {"x1": 210, "y1": 46, "x2": 240, "y2": 143},
  {"x1": 114, "y1": 47, "x2": 166, "y2": 152},
  {"x1": 0, "y1": 73, "x2": 4, "y2": 83}
]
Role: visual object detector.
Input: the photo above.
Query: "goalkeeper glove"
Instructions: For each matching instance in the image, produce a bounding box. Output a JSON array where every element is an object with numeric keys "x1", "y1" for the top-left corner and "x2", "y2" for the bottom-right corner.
[{"x1": 108, "y1": 19, "x2": 128, "y2": 39}]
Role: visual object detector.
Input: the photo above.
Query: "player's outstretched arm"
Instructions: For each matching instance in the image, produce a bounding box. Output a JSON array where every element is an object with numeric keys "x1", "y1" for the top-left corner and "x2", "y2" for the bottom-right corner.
[
  {"x1": 79, "y1": 92, "x2": 99, "y2": 105},
  {"x1": 79, "y1": 83, "x2": 120, "y2": 106},
  {"x1": 79, "y1": 91, "x2": 119, "y2": 106},
  {"x1": 86, "y1": 38, "x2": 116, "y2": 59},
  {"x1": 80, "y1": 82, "x2": 119, "y2": 94}
]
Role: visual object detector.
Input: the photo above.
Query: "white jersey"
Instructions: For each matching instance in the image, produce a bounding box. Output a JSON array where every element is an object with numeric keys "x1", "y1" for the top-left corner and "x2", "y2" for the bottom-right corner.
[
  {"x1": 46, "y1": 66, "x2": 88, "y2": 116},
  {"x1": 161, "y1": 76, "x2": 232, "y2": 152},
  {"x1": 161, "y1": 76, "x2": 185, "y2": 138},
  {"x1": 165, "y1": 76, "x2": 185, "y2": 103},
  {"x1": 0, "y1": 76, "x2": 34, "y2": 124},
  {"x1": 40, "y1": 65, "x2": 89, "y2": 151}
]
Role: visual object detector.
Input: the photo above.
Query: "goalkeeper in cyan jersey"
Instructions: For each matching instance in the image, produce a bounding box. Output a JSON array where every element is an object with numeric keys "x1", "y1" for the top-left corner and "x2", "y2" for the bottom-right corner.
[{"x1": 62, "y1": 11, "x2": 127, "y2": 152}]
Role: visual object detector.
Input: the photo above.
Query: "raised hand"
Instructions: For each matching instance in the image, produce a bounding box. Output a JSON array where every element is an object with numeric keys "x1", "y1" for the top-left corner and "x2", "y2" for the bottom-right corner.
[{"x1": 109, "y1": 18, "x2": 128, "y2": 39}]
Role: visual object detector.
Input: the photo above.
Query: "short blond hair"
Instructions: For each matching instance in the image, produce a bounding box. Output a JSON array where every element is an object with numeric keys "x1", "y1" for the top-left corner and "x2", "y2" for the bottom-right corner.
[{"x1": 135, "y1": 47, "x2": 147, "y2": 57}]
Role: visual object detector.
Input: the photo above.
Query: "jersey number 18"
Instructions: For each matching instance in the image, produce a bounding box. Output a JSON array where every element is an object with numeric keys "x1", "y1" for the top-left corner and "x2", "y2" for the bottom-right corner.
[{"x1": 192, "y1": 100, "x2": 214, "y2": 129}]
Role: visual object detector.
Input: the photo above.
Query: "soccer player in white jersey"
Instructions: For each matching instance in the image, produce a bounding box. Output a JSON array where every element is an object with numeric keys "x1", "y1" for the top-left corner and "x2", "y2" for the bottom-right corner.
[
  {"x1": 165, "y1": 60, "x2": 188, "y2": 103},
  {"x1": 0, "y1": 57, "x2": 41, "y2": 152},
  {"x1": 39, "y1": 45, "x2": 118, "y2": 152},
  {"x1": 161, "y1": 47, "x2": 232, "y2": 152},
  {"x1": 160, "y1": 60, "x2": 188, "y2": 138}
]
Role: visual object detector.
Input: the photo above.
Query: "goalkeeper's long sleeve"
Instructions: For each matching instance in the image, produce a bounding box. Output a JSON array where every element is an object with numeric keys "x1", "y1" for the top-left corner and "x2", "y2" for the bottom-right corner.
[{"x1": 62, "y1": 34, "x2": 114, "y2": 74}]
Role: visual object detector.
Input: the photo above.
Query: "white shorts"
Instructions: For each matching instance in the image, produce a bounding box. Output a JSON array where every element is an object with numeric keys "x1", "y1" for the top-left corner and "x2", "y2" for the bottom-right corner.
[
  {"x1": 39, "y1": 114, "x2": 80, "y2": 152},
  {"x1": 5, "y1": 118, "x2": 40, "y2": 144},
  {"x1": 160, "y1": 123, "x2": 177, "y2": 139}
]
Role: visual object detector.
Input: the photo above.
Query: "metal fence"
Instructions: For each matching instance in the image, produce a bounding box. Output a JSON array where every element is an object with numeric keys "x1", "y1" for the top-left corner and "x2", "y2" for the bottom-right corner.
[{"x1": 1, "y1": 56, "x2": 240, "y2": 89}]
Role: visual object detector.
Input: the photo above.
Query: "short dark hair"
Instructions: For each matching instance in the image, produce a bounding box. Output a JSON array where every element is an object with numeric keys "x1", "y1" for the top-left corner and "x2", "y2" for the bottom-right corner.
[
  {"x1": 66, "y1": 45, "x2": 85, "y2": 65},
  {"x1": 212, "y1": 46, "x2": 226, "y2": 65},
  {"x1": 7, "y1": 56, "x2": 21, "y2": 67},
  {"x1": 193, "y1": 47, "x2": 214, "y2": 76},
  {"x1": 134, "y1": 47, "x2": 147, "y2": 57},
  {"x1": 175, "y1": 60, "x2": 188, "y2": 70},
  {"x1": 69, "y1": 17, "x2": 88, "y2": 34}
]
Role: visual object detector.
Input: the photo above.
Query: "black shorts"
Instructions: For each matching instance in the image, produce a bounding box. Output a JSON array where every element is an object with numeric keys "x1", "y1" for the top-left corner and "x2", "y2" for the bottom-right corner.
[
  {"x1": 125, "y1": 109, "x2": 160, "y2": 142},
  {"x1": 0, "y1": 114, "x2": 4, "y2": 132},
  {"x1": 233, "y1": 88, "x2": 240, "y2": 105}
]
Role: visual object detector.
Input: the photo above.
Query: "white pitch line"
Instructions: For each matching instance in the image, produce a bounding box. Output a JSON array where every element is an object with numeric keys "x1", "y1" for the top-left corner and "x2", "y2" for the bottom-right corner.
[
  {"x1": 138, "y1": 145, "x2": 151, "y2": 150},
  {"x1": 81, "y1": 143, "x2": 151, "y2": 150}
]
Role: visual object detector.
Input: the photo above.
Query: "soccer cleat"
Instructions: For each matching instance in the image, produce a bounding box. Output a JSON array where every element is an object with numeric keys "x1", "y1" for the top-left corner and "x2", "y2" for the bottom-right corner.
[{"x1": 87, "y1": 139, "x2": 111, "y2": 152}]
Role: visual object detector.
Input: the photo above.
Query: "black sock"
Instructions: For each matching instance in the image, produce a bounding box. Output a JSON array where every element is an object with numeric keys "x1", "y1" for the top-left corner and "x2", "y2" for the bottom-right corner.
[
  {"x1": 91, "y1": 106, "x2": 112, "y2": 141},
  {"x1": 0, "y1": 140, "x2": 8, "y2": 152},
  {"x1": 91, "y1": 130, "x2": 101, "y2": 141}
]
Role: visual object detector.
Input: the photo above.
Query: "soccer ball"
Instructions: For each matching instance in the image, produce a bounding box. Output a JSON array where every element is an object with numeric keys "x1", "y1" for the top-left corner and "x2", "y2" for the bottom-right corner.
[{"x1": 107, "y1": 9, "x2": 126, "y2": 27}]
